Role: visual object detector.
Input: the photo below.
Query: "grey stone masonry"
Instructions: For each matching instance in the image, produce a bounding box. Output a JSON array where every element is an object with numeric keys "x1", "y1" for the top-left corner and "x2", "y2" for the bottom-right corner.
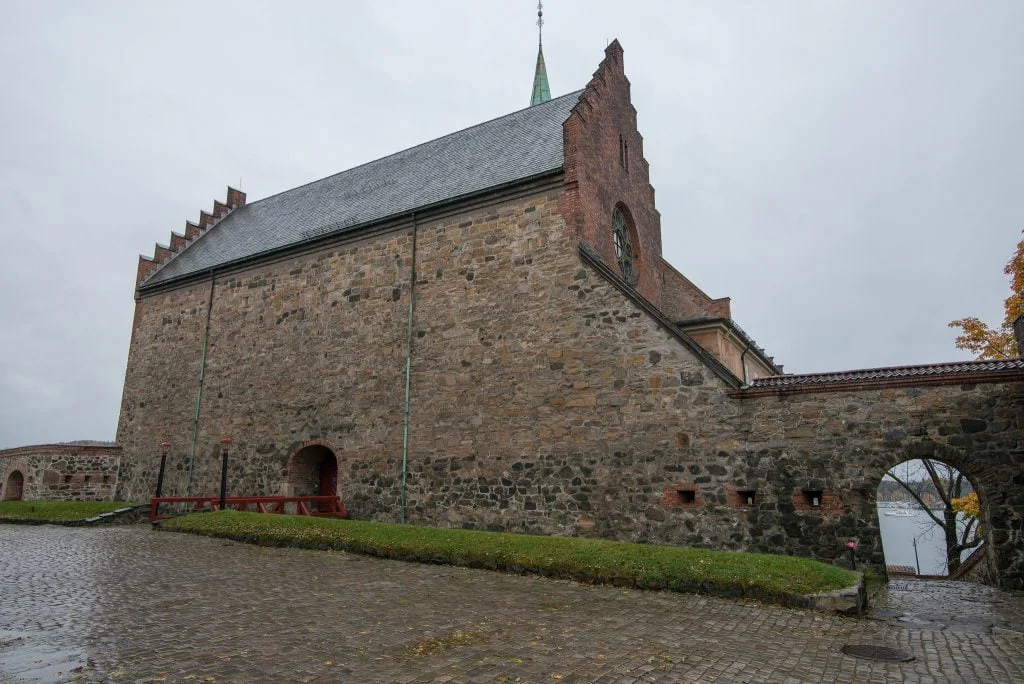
[
  {"x1": 1, "y1": 444, "x2": 121, "y2": 501},
  {"x1": 115, "y1": 43, "x2": 1024, "y2": 590},
  {"x1": 116, "y1": 178, "x2": 1024, "y2": 590}
]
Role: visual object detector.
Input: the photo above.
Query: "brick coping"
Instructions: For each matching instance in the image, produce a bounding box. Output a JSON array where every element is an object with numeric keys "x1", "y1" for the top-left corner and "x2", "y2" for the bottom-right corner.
[
  {"x1": 736, "y1": 360, "x2": 1024, "y2": 397},
  {"x1": 0, "y1": 444, "x2": 122, "y2": 458}
]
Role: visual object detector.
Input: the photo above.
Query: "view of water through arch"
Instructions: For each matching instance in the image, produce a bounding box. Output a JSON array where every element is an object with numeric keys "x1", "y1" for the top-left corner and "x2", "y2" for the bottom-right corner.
[
  {"x1": 877, "y1": 506, "x2": 977, "y2": 575},
  {"x1": 877, "y1": 458, "x2": 980, "y2": 576}
]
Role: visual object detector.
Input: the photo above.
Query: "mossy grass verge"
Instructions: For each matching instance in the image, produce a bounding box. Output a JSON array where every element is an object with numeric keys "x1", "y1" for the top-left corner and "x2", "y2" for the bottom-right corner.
[
  {"x1": 160, "y1": 511, "x2": 857, "y2": 606},
  {"x1": 0, "y1": 500, "x2": 137, "y2": 523}
]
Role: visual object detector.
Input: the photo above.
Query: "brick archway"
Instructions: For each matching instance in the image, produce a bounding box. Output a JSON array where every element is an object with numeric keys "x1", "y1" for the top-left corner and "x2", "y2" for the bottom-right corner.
[
  {"x1": 3, "y1": 470, "x2": 25, "y2": 501},
  {"x1": 287, "y1": 442, "x2": 339, "y2": 497}
]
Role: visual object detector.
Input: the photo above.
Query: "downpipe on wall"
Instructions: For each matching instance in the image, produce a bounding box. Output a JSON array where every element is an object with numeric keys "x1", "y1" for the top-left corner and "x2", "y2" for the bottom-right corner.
[
  {"x1": 186, "y1": 270, "x2": 216, "y2": 495},
  {"x1": 739, "y1": 344, "x2": 750, "y2": 385},
  {"x1": 400, "y1": 214, "x2": 418, "y2": 524}
]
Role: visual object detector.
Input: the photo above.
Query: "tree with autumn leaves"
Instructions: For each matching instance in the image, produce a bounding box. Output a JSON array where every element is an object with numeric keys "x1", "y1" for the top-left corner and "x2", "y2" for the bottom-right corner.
[
  {"x1": 885, "y1": 460, "x2": 980, "y2": 574},
  {"x1": 877, "y1": 236, "x2": 1017, "y2": 576},
  {"x1": 948, "y1": 230, "x2": 1024, "y2": 359}
]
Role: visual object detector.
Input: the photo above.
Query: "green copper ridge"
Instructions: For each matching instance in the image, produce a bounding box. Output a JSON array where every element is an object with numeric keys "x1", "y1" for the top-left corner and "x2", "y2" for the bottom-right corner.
[{"x1": 531, "y1": 46, "x2": 551, "y2": 106}]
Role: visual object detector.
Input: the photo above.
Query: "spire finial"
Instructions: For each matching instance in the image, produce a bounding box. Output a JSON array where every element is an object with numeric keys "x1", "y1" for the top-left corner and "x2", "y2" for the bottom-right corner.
[
  {"x1": 537, "y1": 1, "x2": 544, "y2": 48},
  {"x1": 530, "y1": 1, "x2": 551, "y2": 105}
]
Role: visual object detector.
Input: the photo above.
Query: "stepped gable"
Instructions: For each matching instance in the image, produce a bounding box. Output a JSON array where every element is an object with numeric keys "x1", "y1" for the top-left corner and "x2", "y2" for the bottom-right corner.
[
  {"x1": 747, "y1": 359, "x2": 1024, "y2": 390},
  {"x1": 140, "y1": 91, "x2": 583, "y2": 288},
  {"x1": 136, "y1": 187, "x2": 246, "y2": 287}
]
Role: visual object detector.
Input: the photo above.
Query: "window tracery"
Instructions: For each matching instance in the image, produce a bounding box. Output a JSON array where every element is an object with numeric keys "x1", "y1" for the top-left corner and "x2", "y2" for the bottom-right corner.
[{"x1": 612, "y1": 207, "x2": 637, "y2": 284}]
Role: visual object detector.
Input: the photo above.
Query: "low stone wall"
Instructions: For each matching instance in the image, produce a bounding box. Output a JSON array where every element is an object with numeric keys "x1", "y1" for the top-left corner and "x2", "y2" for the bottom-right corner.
[{"x1": 0, "y1": 444, "x2": 122, "y2": 501}]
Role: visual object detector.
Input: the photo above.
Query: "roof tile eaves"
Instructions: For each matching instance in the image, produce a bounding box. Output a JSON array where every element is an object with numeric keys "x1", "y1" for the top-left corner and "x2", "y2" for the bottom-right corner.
[{"x1": 747, "y1": 359, "x2": 1024, "y2": 389}]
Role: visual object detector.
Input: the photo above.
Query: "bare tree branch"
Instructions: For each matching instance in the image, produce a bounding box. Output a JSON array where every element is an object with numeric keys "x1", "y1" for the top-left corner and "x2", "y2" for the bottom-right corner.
[
  {"x1": 884, "y1": 458, "x2": 983, "y2": 574},
  {"x1": 886, "y1": 469, "x2": 944, "y2": 527},
  {"x1": 959, "y1": 516, "x2": 979, "y2": 548},
  {"x1": 921, "y1": 458, "x2": 953, "y2": 507}
]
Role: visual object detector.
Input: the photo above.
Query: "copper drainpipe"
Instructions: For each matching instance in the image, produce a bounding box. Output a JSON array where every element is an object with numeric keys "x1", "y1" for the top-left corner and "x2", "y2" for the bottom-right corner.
[
  {"x1": 400, "y1": 214, "x2": 418, "y2": 524},
  {"x1": 186, "y1": 270, "x2": 216, "y2": 495},
  {"x1": 740, "y1": 343, "x2": 750, "y2": 385}
]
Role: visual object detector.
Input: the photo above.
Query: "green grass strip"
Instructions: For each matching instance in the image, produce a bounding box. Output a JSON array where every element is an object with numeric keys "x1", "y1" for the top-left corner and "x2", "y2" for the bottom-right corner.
[
  {"x1": 160, "y1": 511, "x2": 857, "y2": 604},
  {"x1": 0, "y1": 500, "x2": 136, "y2": 522}
]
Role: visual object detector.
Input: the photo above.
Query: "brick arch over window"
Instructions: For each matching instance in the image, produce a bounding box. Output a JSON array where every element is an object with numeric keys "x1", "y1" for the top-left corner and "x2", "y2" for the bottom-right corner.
[{"x1": 612, "y1": 203, "x2": 640, "y2": 285}]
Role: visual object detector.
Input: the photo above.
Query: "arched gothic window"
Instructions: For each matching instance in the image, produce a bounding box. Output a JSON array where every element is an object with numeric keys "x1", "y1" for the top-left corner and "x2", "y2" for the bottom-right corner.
[{"x1": 612, "y1": 207, "x2": 637, "y2": 284}]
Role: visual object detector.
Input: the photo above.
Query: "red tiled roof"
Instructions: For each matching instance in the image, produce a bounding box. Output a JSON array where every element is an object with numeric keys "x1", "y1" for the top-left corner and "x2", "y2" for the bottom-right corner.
[{"x1": 748, "y1": 359, "x2": 1024, "y2": 389}]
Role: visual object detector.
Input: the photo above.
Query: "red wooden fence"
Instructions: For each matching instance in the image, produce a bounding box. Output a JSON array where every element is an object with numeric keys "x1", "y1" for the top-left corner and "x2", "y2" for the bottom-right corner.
[{"x1": 150, "y1": 495, "x2": 349, "y2": 523}]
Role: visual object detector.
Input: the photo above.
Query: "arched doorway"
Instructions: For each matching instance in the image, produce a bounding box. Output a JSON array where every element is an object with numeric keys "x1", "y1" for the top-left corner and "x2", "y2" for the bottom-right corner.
[
  {"x1": 289, "y1": 444, "x2": 338, "y2": 498},
  {"x1": 877, "y1": 458, "x2": 985, "y2": 578},
  {"x1": 3, "y1": 470, "x2": 25, "y2": 501}
]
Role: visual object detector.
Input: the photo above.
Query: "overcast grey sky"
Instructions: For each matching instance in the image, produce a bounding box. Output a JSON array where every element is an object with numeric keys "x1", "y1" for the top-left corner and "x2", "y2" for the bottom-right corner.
[{"x1": 1, "y1": 1, "x2": 1021, "y2": 448}]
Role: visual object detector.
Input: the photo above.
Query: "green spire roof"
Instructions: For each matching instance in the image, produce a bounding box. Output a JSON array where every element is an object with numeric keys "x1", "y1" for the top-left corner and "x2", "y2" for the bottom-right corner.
[
  {"x1": 530, "y1": 2, "x2": 551, "y2": 106},
  {"x1": 531, "y1": 46, "x2": 551, "y2": 106}
]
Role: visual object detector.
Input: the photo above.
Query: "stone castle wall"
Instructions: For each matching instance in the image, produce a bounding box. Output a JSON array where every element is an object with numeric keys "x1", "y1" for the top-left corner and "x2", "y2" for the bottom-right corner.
[
  {"x1": 116, "y1": 178, "x2": 1024, "y2": 587},
  {"x1": 0, "y1": 445, "x2": 121, "y2": 501},
  {"x1": 118, "y1": 181, "x2": 748, "y2": 537},
  {"x1": 115, "y1": 40, "x2": 1023, "y2": 589},
  {"x1": 117, "y1": 218, "x2": 413, "y2": 503},
  {"x1": 734, "y1": 382, "x2": 1024, "y2": 587}
]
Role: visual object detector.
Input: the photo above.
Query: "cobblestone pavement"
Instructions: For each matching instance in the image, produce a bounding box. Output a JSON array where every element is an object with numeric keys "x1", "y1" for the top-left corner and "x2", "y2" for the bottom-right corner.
[
  {"x1": 870, "y1": 577, "x2": 1024, "y2": 635},
  {"x1": 1, "y1": 525, "x2": 1022, "y2": 683}
]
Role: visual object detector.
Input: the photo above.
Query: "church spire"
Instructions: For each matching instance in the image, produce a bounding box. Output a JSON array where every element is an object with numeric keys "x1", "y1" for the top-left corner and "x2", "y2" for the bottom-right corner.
[{"x1": 530, "y1": 2, "x2": 551, "y2": 106}]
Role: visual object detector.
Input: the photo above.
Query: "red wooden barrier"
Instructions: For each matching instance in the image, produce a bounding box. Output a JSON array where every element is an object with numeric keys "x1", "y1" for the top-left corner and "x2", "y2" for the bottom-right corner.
[{"x1": 150, "y1": 495, "x2": 349, "y2": 523}]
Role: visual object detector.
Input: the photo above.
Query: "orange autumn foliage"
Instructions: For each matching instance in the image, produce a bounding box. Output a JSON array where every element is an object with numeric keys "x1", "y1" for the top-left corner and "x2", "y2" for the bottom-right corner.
[
  {"x1": 952, "y1": 492, "x2": 982, "y2": 537},
  {"x1": 952, "y1": 492, "x2": 979, "y2": 519},
  {"x1": 949, "y1": 230, "x2": 1024, "y2": 360}
]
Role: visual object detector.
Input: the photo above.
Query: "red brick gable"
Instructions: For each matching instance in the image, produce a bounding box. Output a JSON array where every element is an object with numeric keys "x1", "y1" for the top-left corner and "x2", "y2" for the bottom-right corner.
[
  {"x1": 560, "y1": 40, "x2": 729, "y2": 322},
  {"x1": 561, "y1": 41, "x2": 661, "y2": 298}
]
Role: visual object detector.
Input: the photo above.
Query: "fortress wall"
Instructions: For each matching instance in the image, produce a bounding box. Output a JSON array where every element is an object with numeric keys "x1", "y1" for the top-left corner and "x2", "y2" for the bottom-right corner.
[
  {"x1": 1, "y1": 445, "x2": 121, "y2": 501},
  {"x1": 115, "y1": 178, "x2": 1024, "y2": 590},
  {"x1": 736, "y1": 381, "x2": 1024, "y2": 589}
]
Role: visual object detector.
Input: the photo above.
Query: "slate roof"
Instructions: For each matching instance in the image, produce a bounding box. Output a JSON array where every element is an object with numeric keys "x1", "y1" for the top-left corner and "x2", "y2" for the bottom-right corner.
[
  {"x1": 747, "y1": 359, "x2": 1024, "y2": 389},
  {"x1": 144, "y1": 90, "x2": 583, "y2": 287}
]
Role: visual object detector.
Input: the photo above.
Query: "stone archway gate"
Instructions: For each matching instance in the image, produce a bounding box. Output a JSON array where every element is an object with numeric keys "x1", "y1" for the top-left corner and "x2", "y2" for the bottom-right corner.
[{"x1": 735, "y1": 360, "x2": 1024, "y2": 590}]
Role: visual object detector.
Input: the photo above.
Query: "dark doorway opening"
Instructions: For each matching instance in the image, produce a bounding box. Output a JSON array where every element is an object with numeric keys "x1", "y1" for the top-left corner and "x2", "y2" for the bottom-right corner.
[
  {"x1": 3, "y1": 470, "x2": 25, "y2": 501},
  {"x1": 319, "y1": 452, "x2": 338, "y2": 497},
  {"x1": 290, "y1": 445, "x2": 339, "y2": 499}
]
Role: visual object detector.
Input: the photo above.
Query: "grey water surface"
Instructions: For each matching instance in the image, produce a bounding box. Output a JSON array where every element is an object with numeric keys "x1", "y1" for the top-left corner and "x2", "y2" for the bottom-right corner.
[{"x1": 877, "y1": 506, "x2": 974, "y2": 575}]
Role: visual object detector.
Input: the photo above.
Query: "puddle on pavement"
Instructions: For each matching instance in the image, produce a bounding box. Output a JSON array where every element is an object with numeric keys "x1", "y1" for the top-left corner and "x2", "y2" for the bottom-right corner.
[{"x1": 0, "y1": 634, "x2": 91, "y2": 683}]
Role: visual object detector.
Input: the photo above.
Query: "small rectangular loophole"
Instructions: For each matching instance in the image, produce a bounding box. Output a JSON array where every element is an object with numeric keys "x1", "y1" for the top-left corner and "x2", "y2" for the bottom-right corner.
[
  {"x1": 678, "y1": 489, "x2": 696, "y2": 505},
  {"x1": 737, "y1": 489, "x2": 756, "y2": 506},
  {"x1": 803, "y1": 490, "x2": 823, "y2": 508}
]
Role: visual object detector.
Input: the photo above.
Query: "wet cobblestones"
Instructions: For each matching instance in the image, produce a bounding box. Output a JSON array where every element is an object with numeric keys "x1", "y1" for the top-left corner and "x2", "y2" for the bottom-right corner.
[
  {"x1": 870, "y1": 577, "x2": 1024, "y2": 636},
  {"x1": 1, "y1": 524, "x2": 1022, "y2": 682}
]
